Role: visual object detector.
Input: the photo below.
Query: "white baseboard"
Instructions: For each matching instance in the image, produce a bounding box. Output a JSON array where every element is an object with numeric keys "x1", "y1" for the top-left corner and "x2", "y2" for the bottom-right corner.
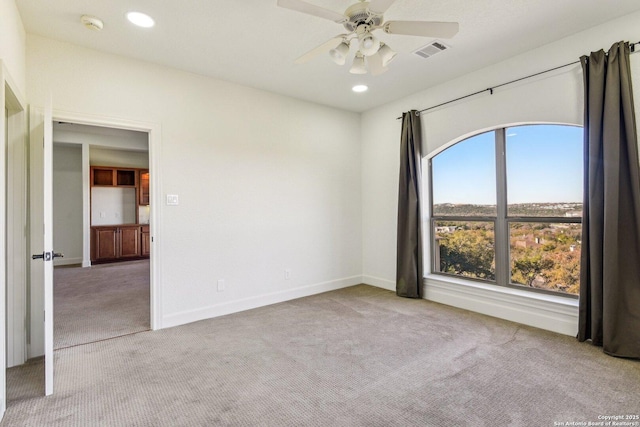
[
  {"x1": 363, "y1": 275, "x2": 578, "y2": 337},
  {"x1": 362, "y1": 275, "x2": 395, "y2": 292},
  {"x1": 162, "y1": 275, "x2": 363, "y2": 329},
  {"x1": 53, "y1": 257, "x2": 82, "y2": 267}
]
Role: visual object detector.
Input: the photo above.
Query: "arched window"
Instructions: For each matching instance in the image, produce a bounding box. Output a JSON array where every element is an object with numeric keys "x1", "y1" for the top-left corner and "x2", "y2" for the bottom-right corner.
[{"x1": 429, "y1": 124, "x2": 583, "y2": 296}]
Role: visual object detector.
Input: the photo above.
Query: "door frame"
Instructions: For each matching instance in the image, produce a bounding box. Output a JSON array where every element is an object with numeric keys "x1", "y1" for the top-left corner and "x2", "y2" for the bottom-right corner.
[
  {"x1": 52, "y1": 109, "x2": 162, "y2": 331},
  {"x1": 5, "y1": 75, "x2": 27, "y2": 369},
  {"x1": 1, "y1": 60, "x2": 28, "y2": 418}
]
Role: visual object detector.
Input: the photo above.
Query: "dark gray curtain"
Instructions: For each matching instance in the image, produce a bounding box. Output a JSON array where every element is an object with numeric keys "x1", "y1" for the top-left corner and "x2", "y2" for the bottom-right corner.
[
  {"x1": 397, "y1": 110, "x2": 423, "y2": 298},
  {"x1": 579, "y1": 41, "x2": 640, "y2": 358}
]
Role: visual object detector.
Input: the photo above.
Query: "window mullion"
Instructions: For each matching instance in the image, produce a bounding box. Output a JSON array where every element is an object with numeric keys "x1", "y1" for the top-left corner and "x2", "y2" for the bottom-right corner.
[{"x1": 494, "y1": 129, "x2": 509, "y2": 287}]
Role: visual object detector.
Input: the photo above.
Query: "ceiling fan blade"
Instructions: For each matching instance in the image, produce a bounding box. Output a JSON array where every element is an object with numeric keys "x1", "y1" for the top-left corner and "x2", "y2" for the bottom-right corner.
[
  {"x1": 367, "y1": 53, "x2": 388, "y2": 76},
  {"x1": 277, "y1": 0, "x2": 347, "y2": 23},
  {"x1": 367, "y1": 0, "x2": 398, "y2": 15},
  {"x1": 383, "y1": 21, "x2": 459, "y2": 38},
  {"x1": 294, "y1": 36, "x2": 343, "y2": 64}
]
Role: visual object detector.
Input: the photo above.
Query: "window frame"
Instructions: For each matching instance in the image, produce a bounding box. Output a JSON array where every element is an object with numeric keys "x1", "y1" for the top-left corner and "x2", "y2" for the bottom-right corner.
[{"x1": 428, "y1": 125, "x2": 582, "y2": 299}]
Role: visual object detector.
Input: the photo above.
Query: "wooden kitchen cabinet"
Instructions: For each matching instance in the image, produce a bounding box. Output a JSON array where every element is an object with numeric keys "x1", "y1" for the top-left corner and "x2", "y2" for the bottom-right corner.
[
  {"x1": 117, "y1": 169, "x2": 137, "y2": 186},
  {"x1": 90, "y1": 165, "x2": 150, "y2": 264},
  {"x1": 91, "y1": 225, "x2": 145, "y2": 263},
  {"x1": 119, "y1": 226, "x2": 141, "y2": 258},
  {"x1": 92, "y1": 227, "x2": 118, "y2": 260},
  {"x1": 141, "y1": 225, "x2": 151, "y2": 257},
  {"x1": 91, "y1": 167, "x2": 137, "y2": 187},
  {"x1": 91, "y1": 167, "x2": 115, "y2": 186},
  {"x1": 139, "y1": 170, "x2": 149, "y2": 205}
]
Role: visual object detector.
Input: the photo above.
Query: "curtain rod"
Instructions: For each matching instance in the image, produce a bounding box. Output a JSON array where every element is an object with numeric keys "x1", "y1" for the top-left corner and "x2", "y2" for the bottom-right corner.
[{"x1": 396, "y1": 40, "x2": 639, "y2": 120}]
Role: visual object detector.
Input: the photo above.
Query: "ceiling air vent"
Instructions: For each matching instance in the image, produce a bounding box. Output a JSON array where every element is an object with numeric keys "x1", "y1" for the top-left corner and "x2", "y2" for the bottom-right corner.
[{"x1": 413, "y1": 41, "x2": 449, "y2": 59}]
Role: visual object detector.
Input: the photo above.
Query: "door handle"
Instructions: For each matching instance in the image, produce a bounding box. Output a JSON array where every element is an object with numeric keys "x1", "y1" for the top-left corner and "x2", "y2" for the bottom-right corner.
[{"x1": 32, "y1": 252, "x2": 64, "y2": 261}]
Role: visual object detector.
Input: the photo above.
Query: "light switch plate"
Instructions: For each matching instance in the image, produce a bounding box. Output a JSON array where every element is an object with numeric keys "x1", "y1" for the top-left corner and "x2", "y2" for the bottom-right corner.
[{"x1": 166, "y1": 194, "x2": 179, "y2": 206}]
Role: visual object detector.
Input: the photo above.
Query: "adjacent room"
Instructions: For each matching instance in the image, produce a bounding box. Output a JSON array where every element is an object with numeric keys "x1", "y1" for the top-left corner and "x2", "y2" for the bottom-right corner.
[
  {"x1": 1, "y1": 0, "x2": 639, "y2": 425},
  {"x1": 52, "y1": 123, "x2": 151, "y2": 350}
]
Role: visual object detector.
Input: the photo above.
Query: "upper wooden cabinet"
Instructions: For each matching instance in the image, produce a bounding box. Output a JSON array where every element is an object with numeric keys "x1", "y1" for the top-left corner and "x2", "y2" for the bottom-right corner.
[
  {"x1": 91, "y1": 167, "x2": 114, "y2": 186},
  {"x1": 117, "y1": 169, "x2": 137, "y2": 186},
  {"x1": 139, "y1": 170, "x2": 150, "y2": 205},
  {"x1": 91, "y1": 167, "x2": 138, "y2": 187}
]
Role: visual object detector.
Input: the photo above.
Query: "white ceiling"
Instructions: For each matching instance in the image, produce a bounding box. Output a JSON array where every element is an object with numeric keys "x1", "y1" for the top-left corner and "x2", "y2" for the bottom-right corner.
[{"x1": 15, "y1": 0, "x2": 640, "y2": 112}]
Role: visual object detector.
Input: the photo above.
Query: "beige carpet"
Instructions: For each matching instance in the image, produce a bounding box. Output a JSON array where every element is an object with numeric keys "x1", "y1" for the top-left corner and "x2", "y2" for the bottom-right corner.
[
  {"x1": 4, "y1": 285, "x2": 639, "y2": 426},
  {"x1": 54, "y1": 260, "x2": 150, "y2": 349}
]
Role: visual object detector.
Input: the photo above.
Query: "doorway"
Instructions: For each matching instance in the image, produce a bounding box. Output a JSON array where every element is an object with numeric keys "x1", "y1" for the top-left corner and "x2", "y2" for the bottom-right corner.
[{"x1": 52, "y1": 123, "x2": 151, "y2": 349}]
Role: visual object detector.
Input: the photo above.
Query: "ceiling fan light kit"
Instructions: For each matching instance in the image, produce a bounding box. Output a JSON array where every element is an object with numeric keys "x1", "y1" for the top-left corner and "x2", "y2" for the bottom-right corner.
[
  {"x1": 350, "y1": 53, "x2": 367, "y2": 74},
  {"x1": 329, "y1": 41, "x2": 351, "y2": 65},
  {"x1": 378, "y1": 43, "x2": 397, "y2": 67},
  {"x1": 358, "y1": 28, "x2": 381, "y2": 56},
  {"x1": 277, "y1": 0, "x2": 459, "y2": 75}
]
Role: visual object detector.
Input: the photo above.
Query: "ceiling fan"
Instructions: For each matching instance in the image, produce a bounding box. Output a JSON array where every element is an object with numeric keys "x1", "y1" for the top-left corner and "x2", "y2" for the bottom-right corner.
[{"x1": 277, "y1": 0, "x2": 459, "y2": 75}]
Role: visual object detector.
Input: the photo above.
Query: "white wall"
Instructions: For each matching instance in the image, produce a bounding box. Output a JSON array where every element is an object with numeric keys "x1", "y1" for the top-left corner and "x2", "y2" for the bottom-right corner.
[
  {"x1": 90, "y1": 148, "x2": 148, "y2": 169},
  {"x1": 52, "y1": 144, "x2": 83, "y2": 265},
  {"x1": 361, "y1": 11, "x2": 640, "y2": 336},
  {"x1": 26, "y1": 35, "x2": 363, "y2": 328},
  {"x1": 90, "y1": 187, "x2": 136, "y2": 226},
  {"x1": 0, "y1": 0, "x2": 25, "y2": 96}
]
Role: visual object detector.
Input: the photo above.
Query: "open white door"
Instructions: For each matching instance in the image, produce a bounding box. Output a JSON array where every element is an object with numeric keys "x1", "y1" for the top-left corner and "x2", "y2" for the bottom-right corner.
[
  {"x1": 29, "y1": 102, "x2": 56, "y2": 396},
  {"x1": 43, "y1": 102, "x2": 55, "y2": 396}
]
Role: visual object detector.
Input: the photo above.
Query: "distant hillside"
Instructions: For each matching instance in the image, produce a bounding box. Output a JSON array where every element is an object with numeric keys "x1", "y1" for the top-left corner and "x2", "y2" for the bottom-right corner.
[
  {"x1": 433, "y1": 202, "x2": 583, "y2": 217},
  {"x1": 508, "y1": 202, "x2": 582, "y2": 217},
  {"x1": 433, "y1": 204, "x2": 496, "y2": 216}
]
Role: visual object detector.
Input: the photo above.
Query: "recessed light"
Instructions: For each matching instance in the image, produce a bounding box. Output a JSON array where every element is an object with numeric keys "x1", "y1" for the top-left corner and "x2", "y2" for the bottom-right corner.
[
  {"x1": 352, "y1": 85, "x2": 368, "y2": 93},
  {"x1": 127, "y1": 11, "x2": 155, "y2": 28}
]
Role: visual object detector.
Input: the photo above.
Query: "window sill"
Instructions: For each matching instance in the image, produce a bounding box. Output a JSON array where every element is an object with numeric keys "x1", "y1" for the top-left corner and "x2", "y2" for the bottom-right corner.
[{"x1": 423, "y1": 274, "x2": 579, "y2": 336}]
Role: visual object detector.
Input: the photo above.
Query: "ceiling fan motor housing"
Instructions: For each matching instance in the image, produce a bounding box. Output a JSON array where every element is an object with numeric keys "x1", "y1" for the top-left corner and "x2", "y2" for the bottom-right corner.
[{"x1": 343, "y1": 2, "x2": 383, "y2": 32}]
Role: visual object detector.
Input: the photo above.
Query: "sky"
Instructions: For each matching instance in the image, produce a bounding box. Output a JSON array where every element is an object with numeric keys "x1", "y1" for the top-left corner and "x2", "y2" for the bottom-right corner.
[{"x1": 430, "y1": 124, "x2": 583, "y2": 205}]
